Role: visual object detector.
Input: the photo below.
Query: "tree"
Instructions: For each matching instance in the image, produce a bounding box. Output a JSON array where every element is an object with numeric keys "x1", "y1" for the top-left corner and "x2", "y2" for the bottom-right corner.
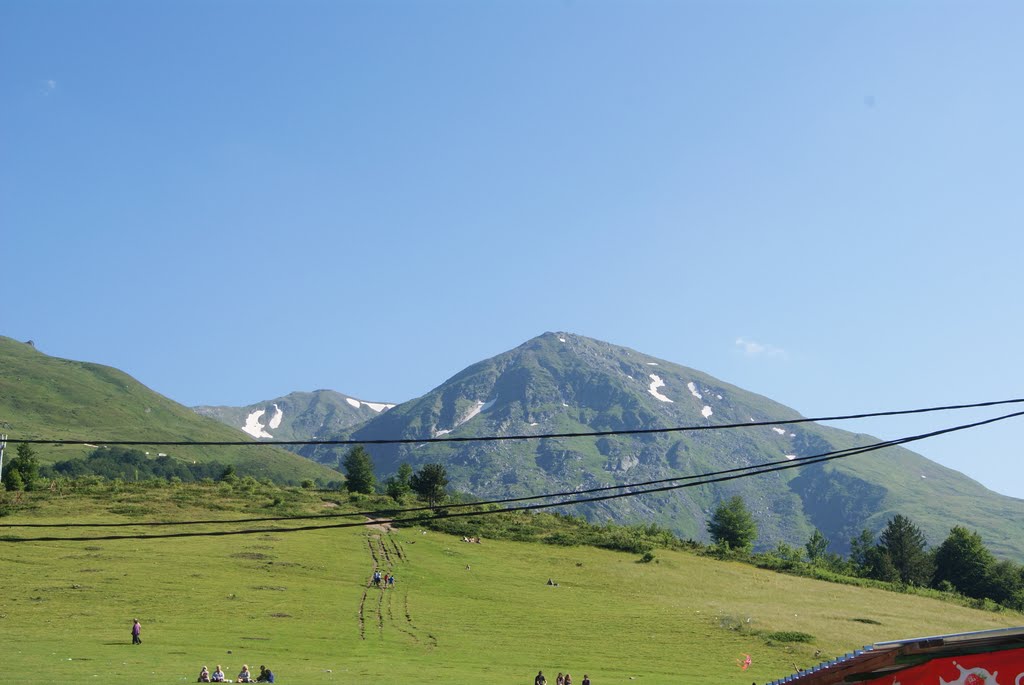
[
  {"x1": 3, "y1": 443, "x2": 40, "y2": 491},
  {"x1": 933, "y1": 526, "x2": 996, "y2": 599},
  {"x1": 849, "y1": 529, "x2": 876, "y2": 576},
  {"x1": 341, "y1": 446, "x2": 376, "y2": 494},
  {"x1": 706, "y1": 495, "x2": 757, "y2": 551},
  {"x1": 384, "y1": 463, "x2": 413, "y2": 503},
  {"x1": 805, "y1": 529, "x2": 830, "y2": 564},
  {"x1": 410, "y1": 463, "x2": 449, "y2": 508},
  {"x1": 879, "y1": 514, "x2": 932, "y2": 585}
]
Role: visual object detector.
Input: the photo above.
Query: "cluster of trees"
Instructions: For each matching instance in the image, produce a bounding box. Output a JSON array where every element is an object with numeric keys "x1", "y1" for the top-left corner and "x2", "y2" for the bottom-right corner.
[
  {"x1": 40, "y1": 446, "x2": 236, "y2": 483},
  {"x1": 339, "y1": 446, "x2": 450, "y2": 506},
  {"x1": 2, "y1": 443, "x2": 41, "y2": 491},
  {"x1": 706, "y1": 496, "x2": 1024, "y2": 610}
]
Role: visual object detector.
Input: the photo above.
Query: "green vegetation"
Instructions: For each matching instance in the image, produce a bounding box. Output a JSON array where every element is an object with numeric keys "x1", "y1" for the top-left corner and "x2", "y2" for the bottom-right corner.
[
  {"x1": 340, "y1": 446, "x2": 376, "y2": 494},
  {"x1": 0, "y1": 481, "x2": 1019, "y2": 685},
  {"x1": 707, "y1": 495, "x2": 758, "y2": 551},
  {"x1": 0, "y1": 336, "x2": 340, "y2": 485}
]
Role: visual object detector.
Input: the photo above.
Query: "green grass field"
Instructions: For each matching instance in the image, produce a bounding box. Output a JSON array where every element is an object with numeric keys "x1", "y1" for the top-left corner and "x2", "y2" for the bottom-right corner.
[{"x1": 0, "y1": 485, "x2": 1019, "y2": 684}]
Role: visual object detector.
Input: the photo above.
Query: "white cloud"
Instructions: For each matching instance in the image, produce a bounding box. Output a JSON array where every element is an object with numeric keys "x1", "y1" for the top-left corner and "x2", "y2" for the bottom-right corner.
[
  {"x1": 41, "y1": 80, "x2": 57, "y2": 95},
  {"x1": 735, "y1": 337, "x2": 786, "y2": 359}
]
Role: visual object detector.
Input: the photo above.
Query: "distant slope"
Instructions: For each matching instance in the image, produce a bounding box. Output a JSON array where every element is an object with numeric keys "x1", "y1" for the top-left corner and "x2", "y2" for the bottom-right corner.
[
  {"x1": 0, "y1": 336, "x2": 340, "y2": 483},
  {"x1": 194, "y1": 389, "x2": 393, "y2": 453},
  {"x1": 324, "y1": 332, "x2": 1024, "y2": 560}
]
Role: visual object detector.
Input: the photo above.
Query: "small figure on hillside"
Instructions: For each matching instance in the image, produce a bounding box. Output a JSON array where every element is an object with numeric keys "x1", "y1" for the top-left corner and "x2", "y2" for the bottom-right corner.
[
  {"x1": 131, "y1": 619, "x2": 142, "y2": 645},
  {"x1": 582, "y1": 676, "x2": 591, "y2": 685},
  {"x1": 535, "y1": 670, "x2": 547, "y2": 685},
  {"x1": 556, "y1": 673, "x2": 565, "y2": 685},
  {"x1": 383, "y1": 572, "x2": 390, "y2": 587},
  {"x1": 388, "y1": 574, "x2": 395, "y2": 587},
  {"x1": 211, "y1": 665, "x2": 225, "y2": 682},
  {"x1": 256, "y1": 665, "x2": 275, "y2": 683},
  {"x1": 564, "y1": 673, "x2": 573, "y2": 685},
  {"x1": 197, "y1": 666, "x2": 211, "y2": 682},
  {"x1": 372, "y1": 570, "x2": 381, "y2": 586},
  {"x1": 237, "y1": 664, "x2": 253, "y2": 682}
]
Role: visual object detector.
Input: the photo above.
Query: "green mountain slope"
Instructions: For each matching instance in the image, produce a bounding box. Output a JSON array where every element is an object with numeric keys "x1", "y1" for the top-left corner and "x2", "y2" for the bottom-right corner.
[
  {"x1": 325, "y1": 332, "x2": 1024, "y2": 560},
  {"x1": 194, "y1": 389, "x2": 393, "y2": 450},
  {"x1": 0, "y1": 336, "x2": 339, "y2": 484}
]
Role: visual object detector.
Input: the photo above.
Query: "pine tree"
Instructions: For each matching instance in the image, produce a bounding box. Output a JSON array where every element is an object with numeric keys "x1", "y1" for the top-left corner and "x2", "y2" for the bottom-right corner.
[
  {"x1": 410, "y1": 463, "x2": 449, "y2": 508},
  {"x1": 706, "y1": 495, "x2": 758, "y2": 551},
  {"x1": 879, "y1": 514, "x2": 932, "y2": 585},
  {"x1": 341, "y1": 446, "x2": 377, "y2": 494}
]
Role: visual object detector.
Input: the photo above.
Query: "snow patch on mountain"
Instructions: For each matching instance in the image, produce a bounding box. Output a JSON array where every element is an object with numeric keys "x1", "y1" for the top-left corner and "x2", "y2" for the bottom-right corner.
[
  {"x1": 268, "y1": 403, "x2": 283, "y2": 429},
  {"x1": 345, "y1": 397, "x2": 394, "y2": 412},
  {"x1": 702, "y1": 406, "x2": 713, "y2": 418},
  {"x1": 687, "y1": 382, "x2": 702, "y2": 400},
  {"x1": 242, "y1": 409, "x2": 273, "y2": 439},
  {"x1": 785, "y1": 454, "x2": 797, "y2": 461},
  {"x1": 648, "y1": 375, "x2": 674, "y2": 403},
  {"x1": 772, "y1": 427, "x2": 786, "y2": 435}
]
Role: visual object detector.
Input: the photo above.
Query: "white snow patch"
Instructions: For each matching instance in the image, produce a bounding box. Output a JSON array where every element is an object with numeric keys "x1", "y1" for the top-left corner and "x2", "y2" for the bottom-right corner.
[
  {"x1": 434, "y1": 429, "x2": 452, "y2": 437},
  {"x1": 771, "y1": 427, "x2": 786, "y2": 435},
  {"x1": 921, "y1": 474, "x2": 927, "y2": 479},
  {"x1": 451, "y1": 397, "x2": 497, "y2": 430},
  {"x1": 648, "y1": 375, "x2": 674, "y2": 403},
  {"x1": 563, "y1": 402, "x2": 569, "y2": 407},
  {"x1": 789, "y1": 433, "x2": 796, "y2": 437},
  {"x1": 346, "y1": 398, "x2": 361, "y2": 409},
  {"x1": 268, "y1": 403, "x2": 284, "y2": 429},
  {"x1": 687, "y1": 382, "x2": 703, "y2": 400},
  {"x1": 530, "y1": 422, "x2": 539, "y2": 427},
  {"x1": 559, "y1": 337, "x2": 566, "y2": 343},
  {"x1": 646, "y1": 362, "x2": 659, "y2": 366},
  {"x1": 701, "y1": 405, "x2": 713, "y2": 418},
  {"x1": 242, "y1": 409, "x2": 273, "y2": 439},
  {"x1": 784, "y1": 454, "x2": 797, "y2": 461},
  {"x1": 716, "y1": 394, "x2": 723, "y2": 400},
  {"x1": 364, "y1": 402, "x2": 393, "y2": 412}
]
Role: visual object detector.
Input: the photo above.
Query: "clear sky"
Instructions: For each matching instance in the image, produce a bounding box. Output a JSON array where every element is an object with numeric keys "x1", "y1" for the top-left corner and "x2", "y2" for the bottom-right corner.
[{"x1": 4, "y1": 1, "x2": 1023, "y2": 499}]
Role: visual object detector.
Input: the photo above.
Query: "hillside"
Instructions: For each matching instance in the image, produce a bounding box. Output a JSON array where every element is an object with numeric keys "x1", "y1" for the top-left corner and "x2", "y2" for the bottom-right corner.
[
  {"x1": 194, "y1": 389, "x2": 394, "y2": 447},
  {"x1": 0, "y1": 336, "x2": 339, "y2": 484},
  {"x1": 321, "y1": 332, "x2": 1024, "y2": 560},
  {"x1": 0, "y1": 483, "x2": 1017, "y2": 685}
]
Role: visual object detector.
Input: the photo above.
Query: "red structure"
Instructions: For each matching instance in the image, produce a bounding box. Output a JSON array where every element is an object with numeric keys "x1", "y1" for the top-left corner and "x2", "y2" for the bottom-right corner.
[{"x1": 765, "y1": 626, "x2": 1024, "y2": 684}]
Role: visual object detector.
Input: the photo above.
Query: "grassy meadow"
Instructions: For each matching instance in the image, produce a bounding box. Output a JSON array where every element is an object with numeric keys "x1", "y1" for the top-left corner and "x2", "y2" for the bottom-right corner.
[{"x1": 0, "y1": 484, "x2": 1019, "y2": 685}]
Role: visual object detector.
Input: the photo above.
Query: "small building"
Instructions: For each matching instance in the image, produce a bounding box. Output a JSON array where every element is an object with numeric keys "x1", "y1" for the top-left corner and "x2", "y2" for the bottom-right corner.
[{"x1": 765, "y1": 626, "x2": 1024, "y2": 684}]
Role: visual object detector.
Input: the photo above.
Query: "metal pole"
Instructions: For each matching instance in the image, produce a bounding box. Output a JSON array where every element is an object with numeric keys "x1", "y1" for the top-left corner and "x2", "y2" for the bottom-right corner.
[{"x1": 0, "y1": 434, "x2": 6, "y2": 487}]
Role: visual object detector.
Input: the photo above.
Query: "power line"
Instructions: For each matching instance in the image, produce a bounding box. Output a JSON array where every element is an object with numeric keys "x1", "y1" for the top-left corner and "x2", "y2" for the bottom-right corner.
[
  {"x1": 5, "y1": 397, "x2": 1023, "y2": 447},
  {"x1": 4, "y1": 408, "x2": 1021, "y2": 543}
]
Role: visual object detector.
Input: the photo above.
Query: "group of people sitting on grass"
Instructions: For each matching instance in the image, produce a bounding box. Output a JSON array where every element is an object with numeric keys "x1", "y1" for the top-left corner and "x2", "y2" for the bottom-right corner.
[
  {"x1": 197, "y1": 663, "x2": 274, "y2": 683},
  {"x1": 535, "y1": 670, "x2": 589, "y2": 685}
]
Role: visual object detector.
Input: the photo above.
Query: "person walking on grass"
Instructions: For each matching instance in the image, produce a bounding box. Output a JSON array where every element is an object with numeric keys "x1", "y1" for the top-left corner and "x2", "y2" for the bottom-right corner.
[
  {"x1": 131, "y1": 619, "x2": 142, "y2": 645},
  {"x1": 535, "y1": 670, "x2": 547, "y2": 685}
]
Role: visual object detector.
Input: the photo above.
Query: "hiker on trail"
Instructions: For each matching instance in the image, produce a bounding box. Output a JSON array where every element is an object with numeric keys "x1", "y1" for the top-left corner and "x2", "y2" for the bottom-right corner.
[
  {"x1": 373, "y1": 570, "x2": 381, "y2": 586},
  {"x1": 556, "y1": 673, "x2": 565, "y2": 685},
  {"x1": 131, "y1": 619, "x2": 142, "y2": 645},
  {"x1": 211, "y1": 665, "x2": 225, "y2": 682},
  {"x1": 564, "y1": 673, "x2": 573, "y2": 685},
  {"x1": 197, "y1": 666, "x2": 211, "y2": 682},
  {"x1": 256, "y1": 665, "x2": 275, "y2": 683},
  {"x1": 535, "y1": 670, "x2": 547, "y2": 685},
  {"x1": 388, "y1": 574, "x2": 395, "y2": 587},
  {"x1": 237, "y1": 664, "x2": 253, "y2": 682},
  {"x1": 582, "y1": 676, "x2": 591, "y2": 685}
]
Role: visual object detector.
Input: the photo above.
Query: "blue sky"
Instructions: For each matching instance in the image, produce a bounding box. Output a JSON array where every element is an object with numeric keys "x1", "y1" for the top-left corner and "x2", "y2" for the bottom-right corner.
[{"x1": 4, "y1": 1, "x2": 1024, "y2": 499}]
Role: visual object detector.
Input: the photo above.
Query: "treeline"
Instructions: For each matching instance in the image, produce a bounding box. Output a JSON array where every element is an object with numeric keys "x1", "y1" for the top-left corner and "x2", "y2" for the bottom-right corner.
[{"x1": 703, "y1": 496, "x2": 1024, "y2": 613}]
